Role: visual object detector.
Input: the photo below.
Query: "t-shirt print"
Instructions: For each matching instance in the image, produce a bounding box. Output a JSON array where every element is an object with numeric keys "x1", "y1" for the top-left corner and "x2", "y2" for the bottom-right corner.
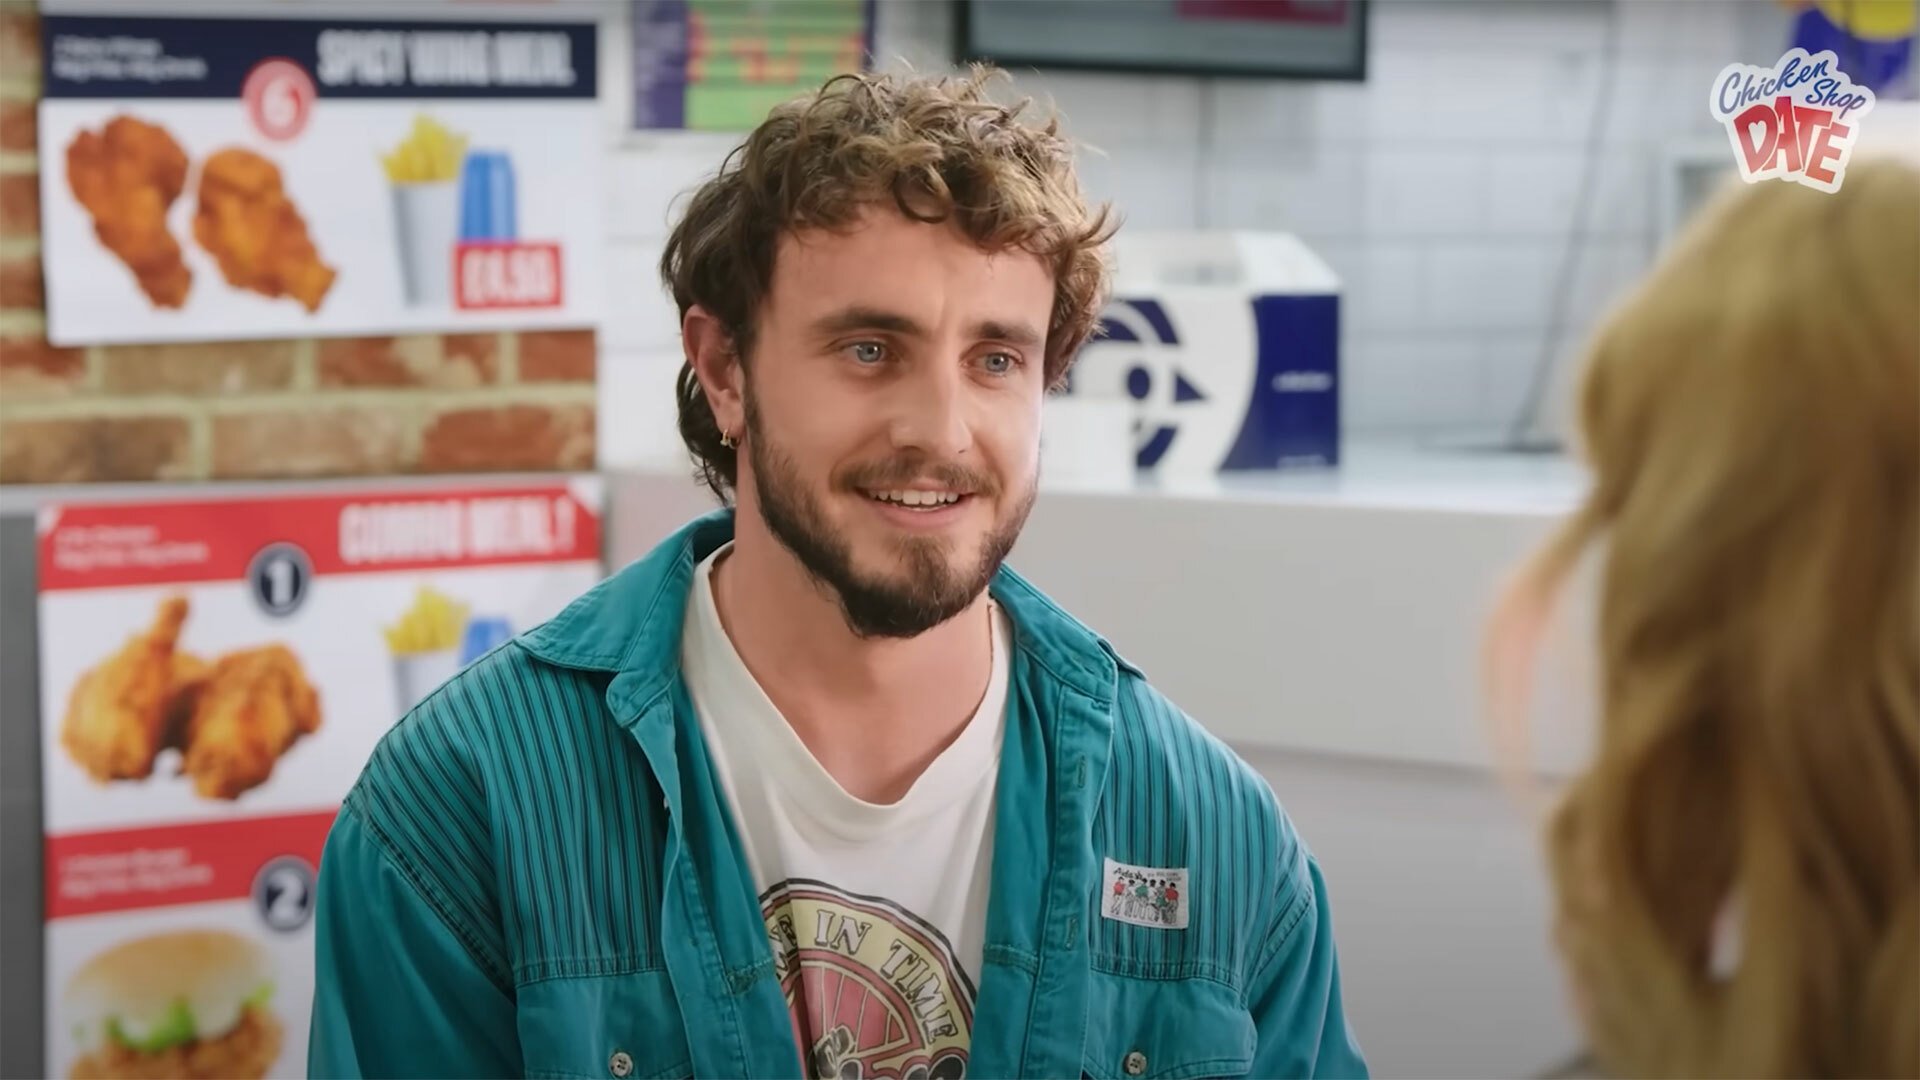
[{"x1": 762, "y1": 879, "x2": 974, "y2": 1080}]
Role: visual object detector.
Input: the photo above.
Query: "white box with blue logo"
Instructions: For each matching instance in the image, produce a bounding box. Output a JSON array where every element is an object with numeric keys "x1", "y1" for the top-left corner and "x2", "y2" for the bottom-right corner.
[{"x1": 1064, "y1": 232, "x2": 1340, "y2": 473}]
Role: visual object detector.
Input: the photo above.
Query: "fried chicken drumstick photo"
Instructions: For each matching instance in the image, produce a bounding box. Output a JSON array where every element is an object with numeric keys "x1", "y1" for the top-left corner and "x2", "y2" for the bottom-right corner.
[
  {"x1": 193, "y1": 148, "x2": 338, "y2": 313},
  {"x1": 64, "y1": 115, "x2": 194, "y2": 308},
  {"x1": 181, "y1": 644, "x2": 323, "y2": 801},
  {"x1": 59, "y1": 595, "x2": 191, "y2": 782},
  {"x1": 60, "y1": 597, "x2": 324, "y2": 800}
]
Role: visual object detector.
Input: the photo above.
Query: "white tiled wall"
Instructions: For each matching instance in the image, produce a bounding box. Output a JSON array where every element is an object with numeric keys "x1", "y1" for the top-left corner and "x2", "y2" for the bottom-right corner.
[{"x1": 596, "y1": 0, "x2": 1790, "y2": 468}]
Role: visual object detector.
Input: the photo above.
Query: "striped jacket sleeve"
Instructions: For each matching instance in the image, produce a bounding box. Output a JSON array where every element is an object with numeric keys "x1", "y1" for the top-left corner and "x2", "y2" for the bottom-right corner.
[
  {"x1": 1245, "y1": 848, "x2": 1368, "y2": 1078},
  {"x1": 309, "y1": 671, "x2": 521, "y2": 1080},
  {"x1": 308, "y1": 801, "x2": 521, "y2": 1079}
]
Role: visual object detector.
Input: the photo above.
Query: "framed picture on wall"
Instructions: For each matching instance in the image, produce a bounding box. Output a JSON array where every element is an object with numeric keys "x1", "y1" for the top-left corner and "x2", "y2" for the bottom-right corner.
[
  {"x1": 631, "y1": 0, "x2": 876, "y2": 130},
  {"x1": 957, "y1": 0, "x2": 1369, "y2": 81}
]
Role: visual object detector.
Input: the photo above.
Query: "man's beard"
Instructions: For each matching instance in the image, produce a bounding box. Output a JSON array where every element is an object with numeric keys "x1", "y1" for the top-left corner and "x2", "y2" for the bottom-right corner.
[{"x1": 744, "y1": 399, "x2": 1034, "y2": 639}]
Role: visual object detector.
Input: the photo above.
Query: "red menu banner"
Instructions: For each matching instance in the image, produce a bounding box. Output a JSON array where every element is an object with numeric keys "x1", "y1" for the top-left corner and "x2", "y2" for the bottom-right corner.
[
  {"x1": 47, "y1": 811, "x2": 337, "y2": 920},
  {"x1": 40, "y1": 485, "x2": 600, "y2": 591}
]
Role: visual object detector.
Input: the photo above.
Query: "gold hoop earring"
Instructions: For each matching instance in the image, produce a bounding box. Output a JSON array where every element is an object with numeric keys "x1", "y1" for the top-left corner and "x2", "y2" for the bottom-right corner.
[{"x1": 719, "y1": 430, "x2": 736, "y2": 450}]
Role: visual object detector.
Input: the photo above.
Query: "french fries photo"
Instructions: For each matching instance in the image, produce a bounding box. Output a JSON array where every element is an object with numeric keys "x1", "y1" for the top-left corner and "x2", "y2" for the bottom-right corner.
[
  {"x1": 385, "y1": 585, "x2": 473, "y2": 716},
  {"x1": 380, "y1": 114, "x2": 467, "y2": 185},
  {"x1": 383, "y1": 585, "x2": 469, "y2": 656}
]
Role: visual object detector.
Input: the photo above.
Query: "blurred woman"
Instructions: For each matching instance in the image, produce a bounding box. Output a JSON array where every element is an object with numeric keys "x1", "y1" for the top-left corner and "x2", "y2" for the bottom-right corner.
[{"x1": 1486, "y1": 158, "x2": 1919, "y2": 1078}]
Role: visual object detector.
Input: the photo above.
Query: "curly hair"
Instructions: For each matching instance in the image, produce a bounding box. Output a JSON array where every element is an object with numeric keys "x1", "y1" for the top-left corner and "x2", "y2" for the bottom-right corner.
[{"x1": 658, "y1": 66, "x2": 1117, "y2": 499}]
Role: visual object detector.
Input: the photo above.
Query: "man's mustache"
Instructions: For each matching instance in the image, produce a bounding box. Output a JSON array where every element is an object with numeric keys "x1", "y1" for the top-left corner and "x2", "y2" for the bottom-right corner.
[{"x1": 836, "y1": 457, "x2": 1000, "y2": 496}]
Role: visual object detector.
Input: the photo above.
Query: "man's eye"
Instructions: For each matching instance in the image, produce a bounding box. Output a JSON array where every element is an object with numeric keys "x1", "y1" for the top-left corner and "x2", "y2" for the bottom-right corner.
[
  {"x1": 980, "y1": 352, "x2": 1019, "y2": 375},
  {"x1": 848, "y1": 342, "x2": 886, "y2": 365}
]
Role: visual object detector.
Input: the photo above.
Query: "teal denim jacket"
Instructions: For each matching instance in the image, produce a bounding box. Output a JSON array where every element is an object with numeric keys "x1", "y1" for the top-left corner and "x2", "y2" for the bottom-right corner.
[{"x1": 309, "y1": 510, "x2": 1366, "y2": 1079}]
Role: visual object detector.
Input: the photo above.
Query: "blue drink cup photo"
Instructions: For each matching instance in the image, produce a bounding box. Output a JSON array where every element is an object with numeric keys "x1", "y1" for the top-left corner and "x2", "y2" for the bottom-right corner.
[
  {"x1": 458, "y1": 616, "x2": 515, "y2": 668},
  {"x1": 459, "y1": 151, "x2": 519, "y2": 242}
]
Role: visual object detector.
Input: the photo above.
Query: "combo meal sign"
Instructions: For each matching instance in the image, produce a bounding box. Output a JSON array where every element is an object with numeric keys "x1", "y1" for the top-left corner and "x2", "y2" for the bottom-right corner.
[{"x1": 39, "y1": 482, "x2": 603, "y2": 1078}]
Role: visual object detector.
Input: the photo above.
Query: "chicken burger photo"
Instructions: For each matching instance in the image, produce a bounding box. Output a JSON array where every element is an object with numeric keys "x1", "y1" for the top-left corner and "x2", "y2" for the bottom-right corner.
[{"x1": 63, "y1": 930, "x2": 280, "y2": 1079}]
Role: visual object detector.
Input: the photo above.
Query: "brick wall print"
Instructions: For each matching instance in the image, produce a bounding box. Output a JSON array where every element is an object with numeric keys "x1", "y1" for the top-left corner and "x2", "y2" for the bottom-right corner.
[{"x1": 0, "y1": 3, "x2": 598, "y2": 484}]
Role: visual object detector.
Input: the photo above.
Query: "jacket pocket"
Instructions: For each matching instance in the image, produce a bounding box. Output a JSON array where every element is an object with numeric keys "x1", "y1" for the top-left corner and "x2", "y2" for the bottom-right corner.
[
  {"x1": 518, "y1": 968, "x2": 694, "y2": 1080},
  {"x1": 1083, "y1": 969, "x2": 1256, "y2": 1080}
]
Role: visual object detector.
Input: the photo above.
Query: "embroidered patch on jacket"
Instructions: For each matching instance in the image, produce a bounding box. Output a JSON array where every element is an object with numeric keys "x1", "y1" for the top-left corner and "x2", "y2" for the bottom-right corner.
[{"x1": 1102, "y1": 857, "x2": 1189, "y2": 930}]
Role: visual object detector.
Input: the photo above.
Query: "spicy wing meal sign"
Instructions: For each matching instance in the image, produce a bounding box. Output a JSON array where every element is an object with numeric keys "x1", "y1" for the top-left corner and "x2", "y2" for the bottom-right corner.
[
  {"x1": 38, "y1": 481, "x2": 603, "y2": 1079},
  {"x1": 36, "y1": 10, "x2": 602, "y2": 346}
]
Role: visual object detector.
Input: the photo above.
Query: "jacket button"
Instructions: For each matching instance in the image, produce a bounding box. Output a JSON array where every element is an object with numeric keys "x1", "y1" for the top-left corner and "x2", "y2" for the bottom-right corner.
[
  {"x1": 1124, "y1": 1050, "x2": 1148, "y2": 1076},
  {"x1": 609, "y1": 1049, "x2": 634, "y2": 1078}
]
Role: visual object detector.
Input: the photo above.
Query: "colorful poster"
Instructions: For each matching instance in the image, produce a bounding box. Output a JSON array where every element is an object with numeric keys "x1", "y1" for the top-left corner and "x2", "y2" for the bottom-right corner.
[
  {"x1": 38, "y1": 480, "x2": 604, "y2": 1079},
  {"x1": 37, "y1": 12, "x2": 602, "y2": 346},
  {"x1": 631, "y1": 0, "x2": 873, "y2": 131},
  {"x1": 1785, "y1": 0, "x2": 1915, "y2": 100},
  {"x1": 959, "y1": 0, "x2": 1366, "y2": 80}
]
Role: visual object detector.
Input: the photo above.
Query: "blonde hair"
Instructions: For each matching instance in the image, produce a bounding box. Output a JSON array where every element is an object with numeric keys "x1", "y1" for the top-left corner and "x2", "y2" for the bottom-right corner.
[{"x1": 1487, "y1": 159, "x2": 1920, "y2": 1077}]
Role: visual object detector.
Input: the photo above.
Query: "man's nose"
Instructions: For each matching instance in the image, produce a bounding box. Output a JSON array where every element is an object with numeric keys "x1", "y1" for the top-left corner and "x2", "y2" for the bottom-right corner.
[{"x1": 886, "y1": 358, "x2": 972, "y2": 461}]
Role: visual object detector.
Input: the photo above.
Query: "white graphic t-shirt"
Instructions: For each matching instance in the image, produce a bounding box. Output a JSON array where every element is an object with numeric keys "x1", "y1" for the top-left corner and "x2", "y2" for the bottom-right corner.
[{"x1": 682, "y1": 546, "x2": 1008, "y2": 1080}]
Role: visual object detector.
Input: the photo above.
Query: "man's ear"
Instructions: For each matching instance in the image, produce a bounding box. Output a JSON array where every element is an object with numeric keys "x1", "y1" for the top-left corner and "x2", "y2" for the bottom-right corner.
[{"x1": 683, "y1": 305, "x2": 745, "y2": 439}]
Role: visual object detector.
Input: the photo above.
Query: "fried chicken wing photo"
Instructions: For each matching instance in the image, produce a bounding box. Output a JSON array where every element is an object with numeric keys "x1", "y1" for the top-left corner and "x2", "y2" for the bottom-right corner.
[
  {"x1": 64, "y1": 116, "x2": 193, "y2": 308},
  {"x1": 192, "y1": 148, "x2": 337, "y2": 313},
  {"x1": 180, "y1": 644, "x2": 321, "y2": 801},
  {"x1": 60, "y1": 596, "x2": 190, "y2": 782},
  {"x1": 164, "y1": 652, "x2": 212, "y2": 741}
]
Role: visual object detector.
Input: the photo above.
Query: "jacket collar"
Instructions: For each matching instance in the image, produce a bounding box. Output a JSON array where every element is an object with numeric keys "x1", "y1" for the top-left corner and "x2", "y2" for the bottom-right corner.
[{"x1": 519, "y1": 507, "x2": 1136, "y2": 716}]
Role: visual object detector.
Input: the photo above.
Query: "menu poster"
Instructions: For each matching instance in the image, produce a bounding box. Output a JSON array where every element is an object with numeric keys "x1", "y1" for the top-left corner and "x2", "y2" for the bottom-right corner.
[
  {"x1": 38, "y1": 10, "x2": 603, "y2": 345},
  {"x1": 632, "y1": 0, "x2": 873, "y2": 130},
  {"x1": 38, "y1": 481, "x2": 604, "y2": 1079}
]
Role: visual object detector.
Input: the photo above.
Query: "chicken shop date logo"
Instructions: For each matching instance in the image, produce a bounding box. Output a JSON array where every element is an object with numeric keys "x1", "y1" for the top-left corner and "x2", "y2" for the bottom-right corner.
[{"x1": 1710, "y1": 48, "x2": 1875, "y2": 194}]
